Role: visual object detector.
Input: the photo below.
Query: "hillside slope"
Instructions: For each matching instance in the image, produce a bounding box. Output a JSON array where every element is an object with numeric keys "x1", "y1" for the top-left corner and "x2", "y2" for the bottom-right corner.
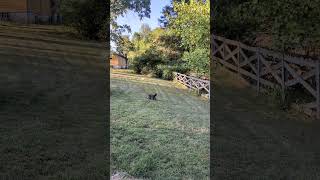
[
  {"x1": 0, "y1": 23, "x2": 108, "y2": 179},
  {"x1": 212, "y1": 67, "x2": 320, "y2": 179},
  {"x1": 111, "y1": 71, "x2": 210, "y2": 179}
]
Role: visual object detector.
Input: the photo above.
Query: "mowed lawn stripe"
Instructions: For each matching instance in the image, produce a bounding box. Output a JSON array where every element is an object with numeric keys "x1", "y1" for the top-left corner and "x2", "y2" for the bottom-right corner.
[
  {"x1": 111, "y1": 73, "x2": 209, "y2": 179},
  {"x1": 0, "y1": 24, "x2": 107, "y2": 179}
]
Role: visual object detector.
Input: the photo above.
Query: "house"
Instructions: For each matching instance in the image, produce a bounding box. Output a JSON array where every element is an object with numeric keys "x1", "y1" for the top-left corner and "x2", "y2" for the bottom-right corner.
[
  {"x1": 0, "y1": 0, "x2": 61, "y2": 24},
  {"x1": 110, "y1": 53, "x2": 128, "y2": 69}
]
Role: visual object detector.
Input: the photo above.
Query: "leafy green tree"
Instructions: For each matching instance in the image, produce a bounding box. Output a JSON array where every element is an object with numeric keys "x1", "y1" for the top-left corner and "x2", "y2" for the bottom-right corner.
[
  {"x1": 115, "y1": 35, "x2": 134, "y2": 56},
  {"x1": 213, "y1": 0, "x2": 320, "y2": 57},
  {"x1": 131, "y1": 47, "x2": 164, "y2": 74},
  {"x1": 182, "y1": 48, "x2": 209, "y2": 76},
  {"x1": 111, "y1": 0, "x2": 151, "y2": 42},
  {"x1": 158, "y1": 0, "x2": 190, "y2": 28},
  {"x1": 61, "y1": 0, "x2": 150, "y2": 40},
  {"x1": 61, "y1": 0, "x2": 108, "y2": 40},
  {"x1": 139, "y1": 23, "x2": 152, "y2": 38},
  {"x1": 168, "y1": 0, "x2": 210, "y2": 75},
  {"x1": 126, "y1": 25, "x2": 185, "y2": 65},
  {"x1": 155, "y1": 31, "x2": 185, "y2": 63},
  {"x1": 127, "y1": 1, "x2": 210, "y2": 77},
  {"x1": 169, "y1": 0, "x2": 210, "y2": 50}
]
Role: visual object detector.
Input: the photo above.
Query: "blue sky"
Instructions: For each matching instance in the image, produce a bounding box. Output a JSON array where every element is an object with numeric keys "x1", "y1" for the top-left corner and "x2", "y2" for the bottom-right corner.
[{"x1": 111, "y1": 0, "x2": 171, "y2": 49}]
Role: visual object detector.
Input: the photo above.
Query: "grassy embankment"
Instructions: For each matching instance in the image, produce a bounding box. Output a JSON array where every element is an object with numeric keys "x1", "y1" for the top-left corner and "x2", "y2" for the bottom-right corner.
[
  {"x1": 0, "y1": 22, "x2": 107, "y2": 179},
  {"x1": 212, "y1": 66, "x2": 320, "y2": 179}
]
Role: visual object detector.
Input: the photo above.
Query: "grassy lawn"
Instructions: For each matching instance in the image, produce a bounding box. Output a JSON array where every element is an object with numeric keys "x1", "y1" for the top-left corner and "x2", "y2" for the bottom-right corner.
[
  {"x1": 111, "y1": 70, "x2": 210, "y2": 179},
  {"x1": 0, "y1": 23, "x2": 108, "y2": 179},
  {"x1": 212, "y1": 66, "x2": 320, "y2": 179}
]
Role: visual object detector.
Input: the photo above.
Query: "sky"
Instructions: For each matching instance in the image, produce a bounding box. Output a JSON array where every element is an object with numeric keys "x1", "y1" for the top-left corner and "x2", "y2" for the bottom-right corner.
[{"x1": 111, "y1": 0, "x2": 171, "y2": 50}]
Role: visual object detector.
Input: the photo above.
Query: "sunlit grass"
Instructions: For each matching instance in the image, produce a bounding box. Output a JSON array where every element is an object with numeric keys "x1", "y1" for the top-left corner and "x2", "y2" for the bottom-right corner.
[{"x1": 111, "y1": 73, "x2": 209, "y2": 179}]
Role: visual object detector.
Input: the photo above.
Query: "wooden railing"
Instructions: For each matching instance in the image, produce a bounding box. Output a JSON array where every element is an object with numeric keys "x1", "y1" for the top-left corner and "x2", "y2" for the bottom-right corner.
[
  {"x1": 212, "y1": 35, "x2": 320, "y2": 118},
  {"x1": 0, "y1": 13, "x2": 9, "y2": 21},
  {"x1": 174, "y1": 72, "x2": 210, "y2": 98}
]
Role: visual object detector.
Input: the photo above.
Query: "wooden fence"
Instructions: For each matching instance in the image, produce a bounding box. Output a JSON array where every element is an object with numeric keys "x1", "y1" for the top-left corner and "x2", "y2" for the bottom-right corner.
[
  {"x1": 0, "y1": 13, "x2": 9, "y2": 21},
  {"x1": 174, "y1": 72, "x2": 210, "y2": 98},
  {"x1": 212, "y1": 35, "x2": 320, "y2": 118}
]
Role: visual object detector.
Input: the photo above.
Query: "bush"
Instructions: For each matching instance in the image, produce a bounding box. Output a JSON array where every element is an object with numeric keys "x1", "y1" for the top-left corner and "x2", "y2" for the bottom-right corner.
[
  {"x1": 182, "y1": 48, "x2": 209, "y2": 76},
  {"x1": 162, "y1": 68, "x2": 174, "y2": 80},
  {"x1": 171, "y1": 64, "x2": 190, "y2": 74},
  {"x1": 131, "y1": 57, "x2": 144, "y2": 74},
  {"x1": 150, "y1": 68, "x2": 163, "y2": 78},
  {"x1": 130, "y1": 48, "x2": 164, "y2": 74},
  {"x1": 156, "y1": 63, "x2": 190, "y2": 80},
  {"x1": 141, "y1": 67, "x2": 150, "y2": 75},
  {"x1": 158, "y1": 65, "x2": 174, "y2": 80}
]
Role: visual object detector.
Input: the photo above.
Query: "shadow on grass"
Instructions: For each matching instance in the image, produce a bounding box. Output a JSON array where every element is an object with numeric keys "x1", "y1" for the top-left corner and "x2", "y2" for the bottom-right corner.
[{"x1": 212, "y1": 66, "x2": 320, "y2": 179}]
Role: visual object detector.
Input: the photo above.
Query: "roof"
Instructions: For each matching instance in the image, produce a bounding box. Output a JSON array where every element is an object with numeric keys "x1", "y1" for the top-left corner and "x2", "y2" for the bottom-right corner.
[{"x1": 110, "y1": 53, "x2": 127, "y2": 60}]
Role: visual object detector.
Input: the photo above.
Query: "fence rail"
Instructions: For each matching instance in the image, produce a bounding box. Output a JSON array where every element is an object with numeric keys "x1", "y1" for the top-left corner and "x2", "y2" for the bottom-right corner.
[
  {"x1": 174, "y1": 72, "x2": 210, "y2": 98},
  {"x1": 212, "y1": 35, "x2": 320, "y2": 118}
]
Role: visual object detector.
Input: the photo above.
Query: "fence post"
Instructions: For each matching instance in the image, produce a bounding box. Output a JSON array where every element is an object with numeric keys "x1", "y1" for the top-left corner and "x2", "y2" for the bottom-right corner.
[
  {"x1": 281, "y1": 53, "x2": 286, "y2": 105},
  {"x1": 257, "y1": 48, "x2": 260, "y2": 93},
  {"x1": 237, "y1": 41, "x2": 240, "y2": 75},
  {"x1": 212, "y1": 35, "x2": 217, "y2": 67},
  {"x1": 222, "y1": 38, "x2": 225, "y2": 63},
  {"x1": 209, "y1": 83, "x2": 210, "y2": 99},
  {"x1": 317, "y1": 61, "x2": 320, "y2": 119}
]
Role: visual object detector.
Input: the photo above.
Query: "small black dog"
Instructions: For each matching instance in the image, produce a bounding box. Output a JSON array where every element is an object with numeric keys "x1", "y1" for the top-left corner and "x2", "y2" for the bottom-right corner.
[{"x1": 147, "y1": 93, "x2": 157, "y2": 100}]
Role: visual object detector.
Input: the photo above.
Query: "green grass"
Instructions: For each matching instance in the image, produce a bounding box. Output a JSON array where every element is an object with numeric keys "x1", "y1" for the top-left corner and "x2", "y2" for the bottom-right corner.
[
  {"x1": 111, "y1": 70, "x2": 209, "y2": 179},
  {"x1": 212, "y1": 66, "x2": 320, "y2": 179},
  {"x1": 0, "y1": 23, "x2": 107, "y2": 179}
]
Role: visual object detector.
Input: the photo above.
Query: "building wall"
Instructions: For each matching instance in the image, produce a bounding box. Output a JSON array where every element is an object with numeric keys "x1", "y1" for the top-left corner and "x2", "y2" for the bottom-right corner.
[
  {"x1": 40, "y1": 0, "x2": 51, "y2": 16},
  {"x1": 110, "y1": 54, "x2": 128, "y2": 69},
  {"x1": 0, "y1": 1, "x2": 27, "y2": 12},
  {"x1": 0, "y1": 0, "x2": 57, "y2": 23}
]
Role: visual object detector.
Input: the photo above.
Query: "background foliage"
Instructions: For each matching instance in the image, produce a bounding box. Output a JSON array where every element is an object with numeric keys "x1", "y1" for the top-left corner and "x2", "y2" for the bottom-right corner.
[
  {"x1": 60, "y1": 0, "x2": 108, "y2": 40},
  {"x1": 213, "y1": 0, "x2": 320, "y2": 57},
  {"x1": 115, "y1": 0, "x2": 210, "y2": 79},
  {"x1": 60, "y1": 0, "x2": 151, "y2": 41}
]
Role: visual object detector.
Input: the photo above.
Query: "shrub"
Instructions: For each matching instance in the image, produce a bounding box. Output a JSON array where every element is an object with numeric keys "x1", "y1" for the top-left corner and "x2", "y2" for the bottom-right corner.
[
  {"x1": 182, "y1": 48, "x2": 209, "y2": 76},
  {"x1": 150, "y1": 68, "x2": 163, "y2": 78},
  {"x1": 162, "y1": 67, "x2": 174, "y2": 80},
  {"x1": 141, "y1": 67, "x2": 150, "y2": 75},
  {"x1": 130, "y1": 48, "x2": 164, "y2": 74},
  {"x1": 171, "y1": 63, "x2": 190, "y2": 74},
  {"x1": 156, "y1": 63, "x2": 190, "y2": 80},
  {"x1": 131, "y1": 57, "x2": 144, "y2": 74}
]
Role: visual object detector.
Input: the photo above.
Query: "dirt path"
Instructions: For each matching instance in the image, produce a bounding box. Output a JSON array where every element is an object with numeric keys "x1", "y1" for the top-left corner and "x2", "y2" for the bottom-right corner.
[{"x1": 212, "y1": 68, "x2": 320, "y2": 179}]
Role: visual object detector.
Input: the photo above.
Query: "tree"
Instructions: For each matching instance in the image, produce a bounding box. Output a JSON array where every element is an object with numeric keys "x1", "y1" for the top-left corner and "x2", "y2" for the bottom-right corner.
[
  {"x1": 61, "y1": 0, "x2": 152, "y2": 41},
  {"x1": 139, "y1": 23, "x2": 152, "y2": 39},
  {"x1": 60, "y1": 0, "x2": 108, "y2": 40},
  {"x1": 110, "y1": 0, "x2": 151, "y2": 42},
  {"x1": 213, "y1": 0, "x2": 320, "y2": 57},
  {"x1": 115, "y1": 35, "x2": 134, "y2": 56},
  {"x1": 169, "y1": 0, "x2": 210, "y2": 49},
  {"x1": 158, "y1": 0, "x2": 190, "y2": 28},
  {"x1": 168, "y1": 0, "x2": 210, "y2": 75}
]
